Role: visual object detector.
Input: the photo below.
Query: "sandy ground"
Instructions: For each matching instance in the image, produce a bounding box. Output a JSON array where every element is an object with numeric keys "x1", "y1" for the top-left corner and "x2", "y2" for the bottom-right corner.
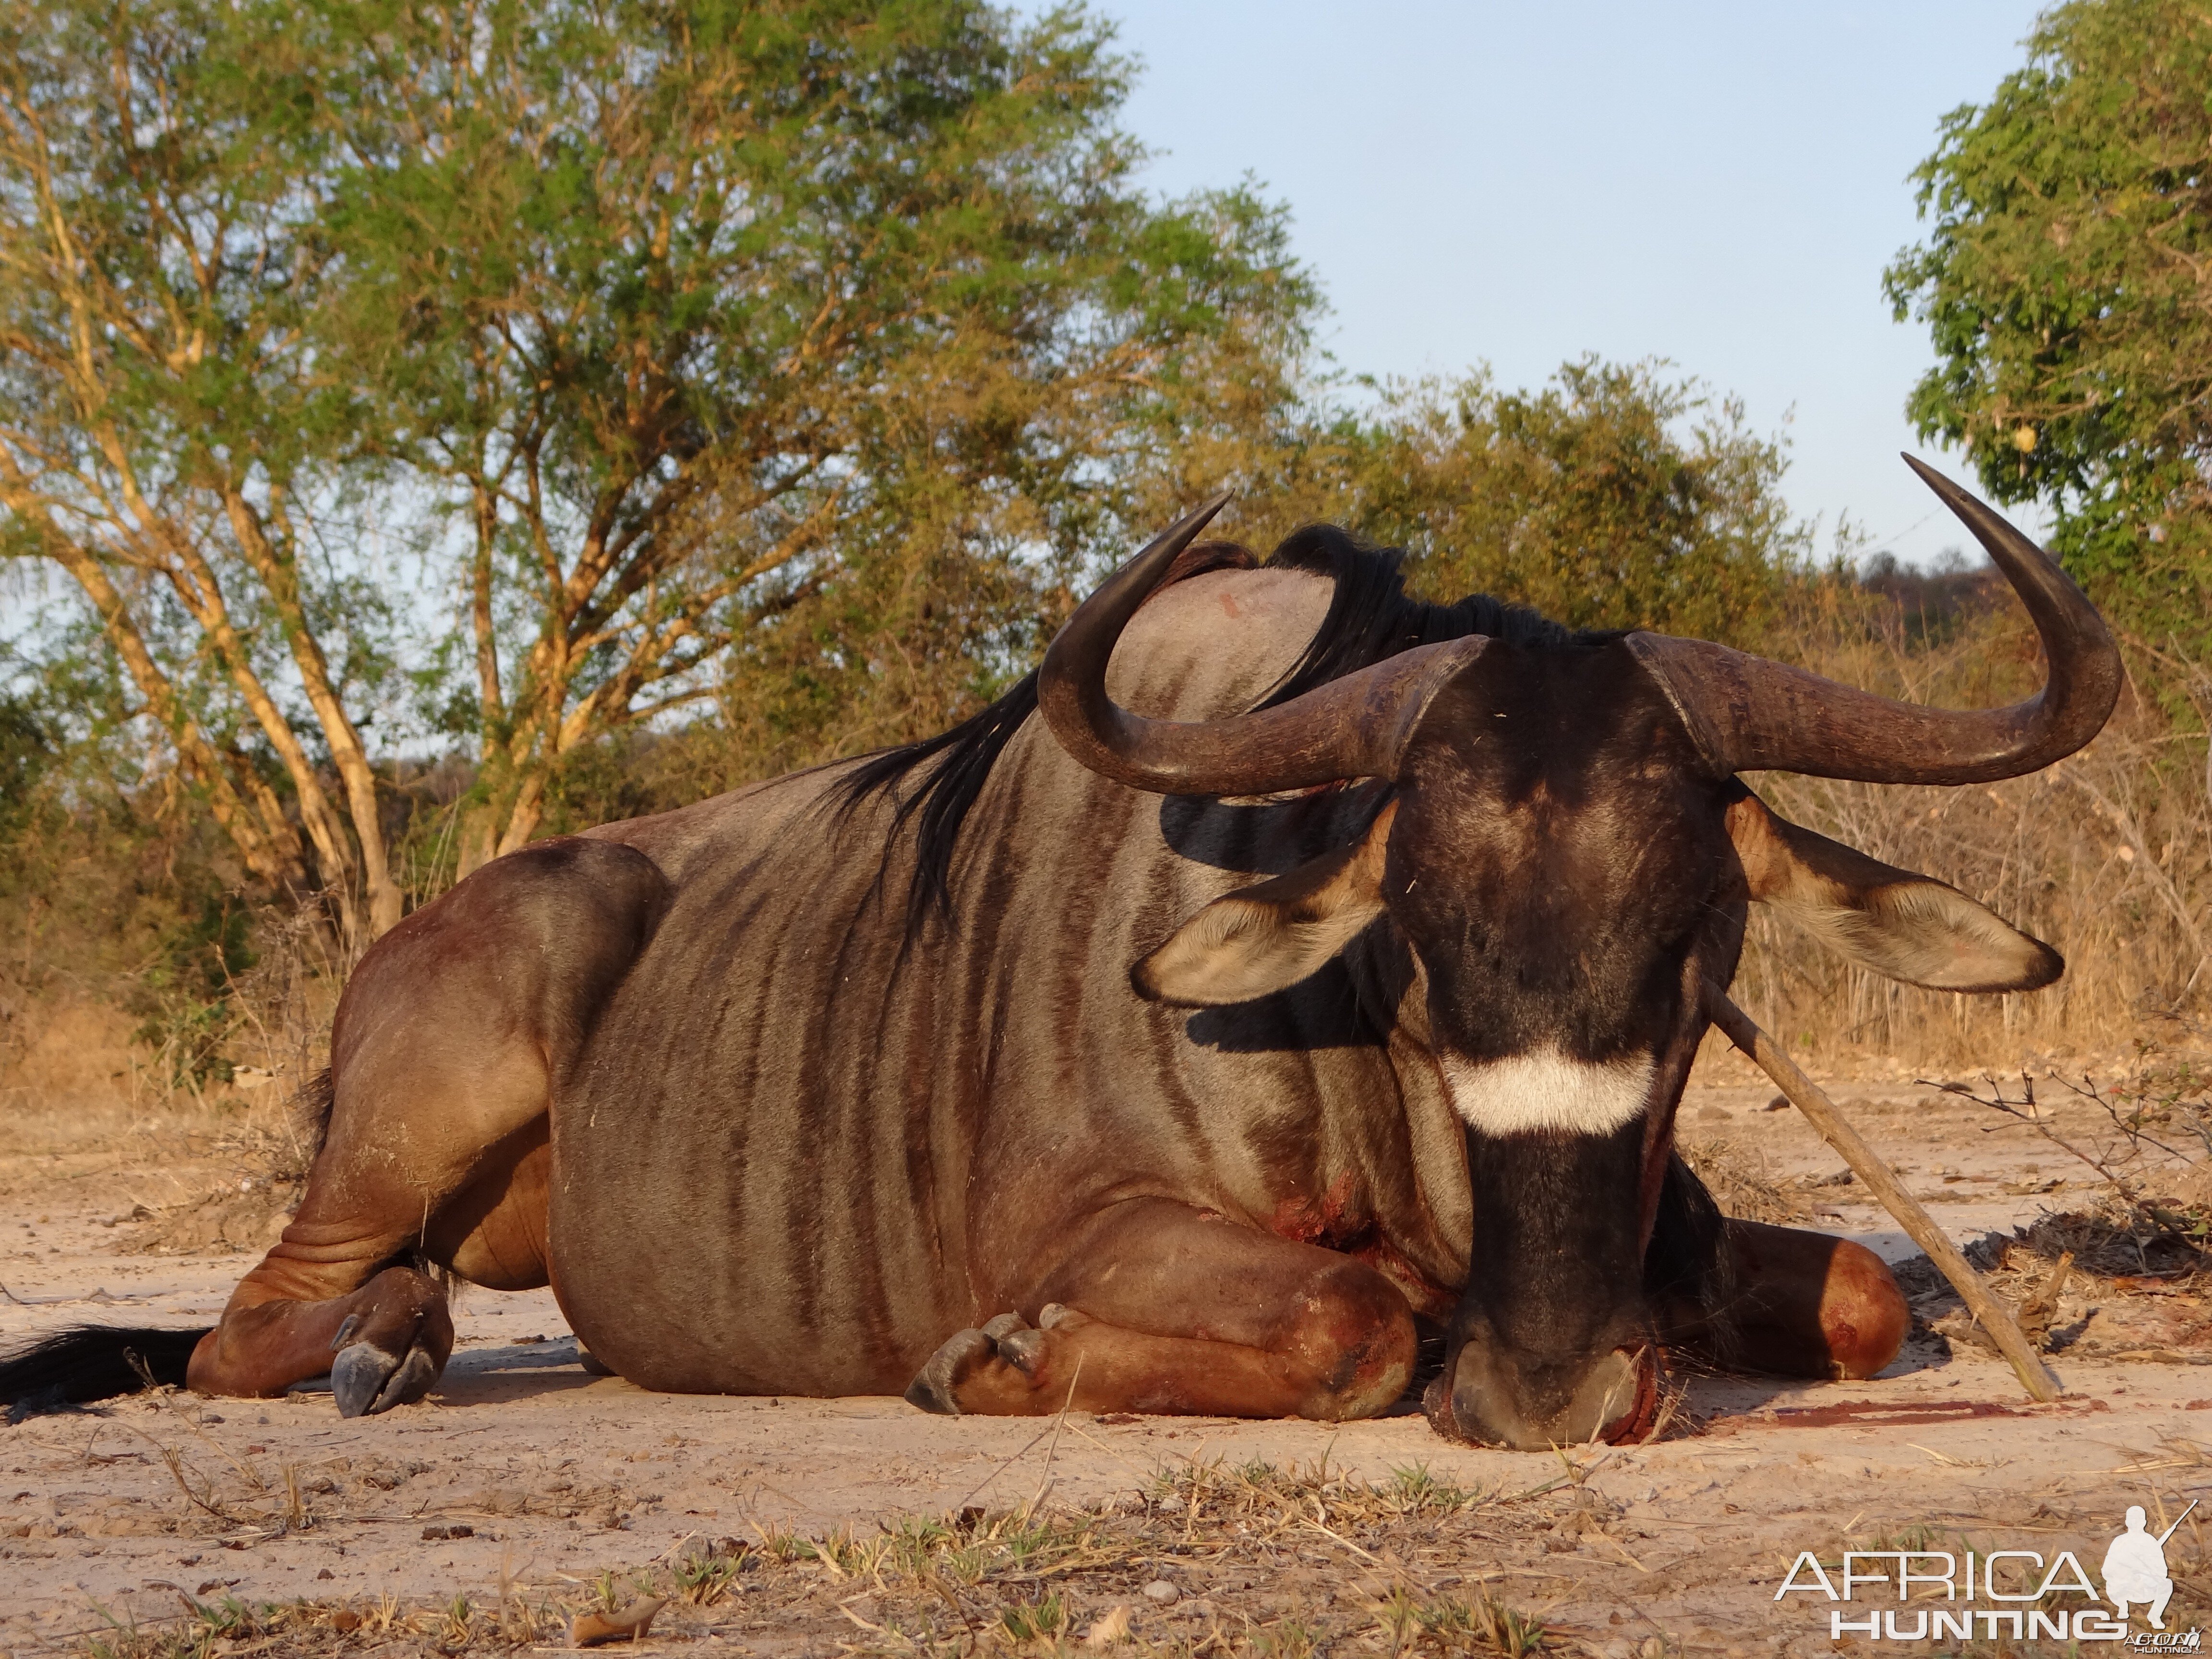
[{"x1": 4, "y1": 1057, "x2": 2212, "y2": 1656}]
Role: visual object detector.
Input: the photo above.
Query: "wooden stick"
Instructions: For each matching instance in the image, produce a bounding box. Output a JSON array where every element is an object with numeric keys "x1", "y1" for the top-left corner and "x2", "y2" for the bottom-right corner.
[{"x1": 1701, "y1": 984, "x2": 2061, "y2": 1404}]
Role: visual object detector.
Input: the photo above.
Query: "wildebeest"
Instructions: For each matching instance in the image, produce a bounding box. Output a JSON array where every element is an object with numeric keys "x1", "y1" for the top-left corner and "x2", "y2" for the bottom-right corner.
[{"x1": 0, "y1": 459, "x2": 2117, "y2": 1448}]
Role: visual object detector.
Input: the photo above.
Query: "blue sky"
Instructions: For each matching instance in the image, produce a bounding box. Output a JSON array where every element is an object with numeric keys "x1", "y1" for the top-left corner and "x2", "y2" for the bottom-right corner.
[{"x1": 1052, "y1": 0, "x2": 2053, "y2": 567}]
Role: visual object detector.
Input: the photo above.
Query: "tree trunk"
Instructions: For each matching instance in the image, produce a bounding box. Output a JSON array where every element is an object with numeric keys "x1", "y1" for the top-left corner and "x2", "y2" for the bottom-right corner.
[
  {"x1": 43, "y1": 536, "x2": 307, "y2": 889},
  {"x1": 224, "y1": 490, "x2": 403, "y2": 937}
]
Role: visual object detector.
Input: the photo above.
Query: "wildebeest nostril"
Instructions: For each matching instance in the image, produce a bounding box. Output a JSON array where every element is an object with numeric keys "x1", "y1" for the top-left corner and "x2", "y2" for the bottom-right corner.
[{"x1": 1432, "y1": 1338, "x2": 1658, "y2": 1450}]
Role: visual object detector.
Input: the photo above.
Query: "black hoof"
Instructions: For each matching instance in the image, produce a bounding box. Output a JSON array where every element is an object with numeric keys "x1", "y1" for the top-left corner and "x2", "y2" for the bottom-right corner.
[
  {"x1": 995, "y1": 1327, "x2": 1046, "y2": 1376},
  {"x1": 331, "y1": 1340, "x2": 441, "y2": 1419},
  {"x1": 905, "y1": 1328, "x2": 992, "y2": 1415}
]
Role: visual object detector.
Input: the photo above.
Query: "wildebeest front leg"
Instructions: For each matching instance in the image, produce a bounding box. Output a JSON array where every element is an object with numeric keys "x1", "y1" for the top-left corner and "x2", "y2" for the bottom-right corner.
[
  {"x1": 1665, "y1": 1220, "x2": 1909, "y2": 1381},
  {"x1": 907, "y1": 1199, "x2": 1416, "y2": 1420}
]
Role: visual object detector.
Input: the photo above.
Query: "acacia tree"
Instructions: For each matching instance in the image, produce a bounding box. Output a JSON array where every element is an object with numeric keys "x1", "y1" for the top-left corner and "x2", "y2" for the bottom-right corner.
[
  {"x1": 0, "y1": 0, "x2": 405, "y2": 941},
  {"x1": 0, "y1": 0, "x2": 1317, "y2": 903},
  {"x1": 1884, "y1": 0, "x2": 2212, "y2": 647},
  {"x1": 307, "y1": 0, "x2": 1315, "y2": 866}
]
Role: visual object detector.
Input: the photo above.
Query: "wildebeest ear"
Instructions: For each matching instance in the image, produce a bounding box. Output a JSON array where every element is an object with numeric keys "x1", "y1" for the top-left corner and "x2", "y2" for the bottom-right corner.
[
  {"x1": 1134, "y1": 803, "x2": 1397, "y2": 1006},
  {"x1": 1727, "y1": 791, "x2": 2061, "y2": 993}
]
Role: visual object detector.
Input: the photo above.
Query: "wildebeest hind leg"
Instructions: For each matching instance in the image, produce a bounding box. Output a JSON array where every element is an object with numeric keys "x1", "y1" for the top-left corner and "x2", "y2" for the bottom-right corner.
[
  {"x1": 187, "y1": 837, "x2": 667, "y2": 1416},
  {"x1": 190, "y1": 1125, "x2": 554, "y2": 1416},
  {"x1": 907, "y1": 1198, "x2": 1416, "y2": 1421}
]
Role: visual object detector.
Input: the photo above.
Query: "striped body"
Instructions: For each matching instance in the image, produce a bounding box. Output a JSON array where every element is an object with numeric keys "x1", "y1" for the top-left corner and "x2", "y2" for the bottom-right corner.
[{"x1": 556, "y1": 566, "x2": 1470, "y2": 1394}]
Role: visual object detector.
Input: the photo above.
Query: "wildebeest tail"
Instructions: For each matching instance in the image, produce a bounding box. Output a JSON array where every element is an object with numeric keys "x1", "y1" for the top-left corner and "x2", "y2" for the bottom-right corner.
[
  {"x1": 298, "y1": 1065, "x2": 336, "y2": 1159},
  {"x1": 0, "y1": 1325, "x2": 210, "y2": 1416}
]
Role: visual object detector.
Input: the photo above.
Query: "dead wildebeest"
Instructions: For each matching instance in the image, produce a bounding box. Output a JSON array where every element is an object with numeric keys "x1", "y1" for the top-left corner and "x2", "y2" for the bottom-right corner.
[{"x1": 0, "y1": 459, "x2": 2117, "y2": 1447}]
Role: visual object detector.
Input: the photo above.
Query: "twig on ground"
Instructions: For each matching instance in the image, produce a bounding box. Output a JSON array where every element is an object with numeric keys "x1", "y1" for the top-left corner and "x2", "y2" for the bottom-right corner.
[
  {"x1": 1023, "y1": 1356, "x2": 1084, "y2": 1519},
  {"x1": 1706, "y1": 984, "x2": 2060, "y2": 1402}
]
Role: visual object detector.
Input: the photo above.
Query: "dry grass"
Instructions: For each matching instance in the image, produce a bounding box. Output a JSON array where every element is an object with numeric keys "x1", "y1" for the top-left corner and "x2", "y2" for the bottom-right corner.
[
  {"x1": 1882, "y1": 1056, "x2": 2212, "y2": 1363},
  {"x1": 67, "y1": 1456, "x2": 1609, "y2": 1659},
  {"x1": 0, "y1": 905, "x2": 337, "y2": 1172},
  {"x1": 1732, "y1": 589, "x2": 2210, "y2": 1069},
  {"x1": 1673, "y1": 1134, "x2": 1819, "y2": 1226},
  {"x1": 0, "y1": 919, "x2": 329, "y2": 1272},
  {"x1": 0, "y1": 995, "x2": 149, "y2": 1152}
]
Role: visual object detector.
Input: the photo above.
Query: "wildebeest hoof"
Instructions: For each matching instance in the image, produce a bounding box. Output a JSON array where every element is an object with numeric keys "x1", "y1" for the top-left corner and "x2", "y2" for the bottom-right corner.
[
  {"x1": 1037, "y1": 1302, "x2": 1080, "y2": 1330},
  {"x1": 905, "y1": 1328, "x2": 994, "y2": 1415},
  {"x1": 331, "y1": 1339, "x2": 441, "y2": 1419},
  {"x1": 980, "y1": 1312, "x2": 1027, "y2": 1341},
  {"x1": 994, "y1": 1325, "x2": 1046, "y2": 1376}
]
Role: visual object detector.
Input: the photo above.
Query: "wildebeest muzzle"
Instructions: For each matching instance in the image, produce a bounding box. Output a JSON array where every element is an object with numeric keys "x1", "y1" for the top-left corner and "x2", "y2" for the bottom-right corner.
[{"x1": 1423, "y1": 1115, "x2": 1666, "y2": 1449}]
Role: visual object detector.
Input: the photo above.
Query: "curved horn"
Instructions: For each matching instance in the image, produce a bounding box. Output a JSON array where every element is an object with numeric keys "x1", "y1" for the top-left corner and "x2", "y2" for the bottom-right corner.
[
  {"x1": 1625, "y1": 457, "x2": 2122, "y2": 784},
  {"x1": 1038, "y1": 495, "x2": 1486, "y2": 795}
]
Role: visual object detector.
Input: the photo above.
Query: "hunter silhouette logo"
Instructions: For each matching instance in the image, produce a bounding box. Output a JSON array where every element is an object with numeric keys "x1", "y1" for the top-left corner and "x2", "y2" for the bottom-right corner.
[
  {"x1": 2104, "y1": 1503, "x2": 2193, "y2": 1634},
  {"x1": 1774, "y1": 1501, "x2": 2201, "y2": 1643}
]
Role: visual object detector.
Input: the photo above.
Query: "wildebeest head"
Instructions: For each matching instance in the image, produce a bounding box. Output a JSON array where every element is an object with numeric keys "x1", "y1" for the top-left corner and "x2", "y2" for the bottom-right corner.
[{"x1": 1036, "y1": 459, "x2": 2120, "y2": 1449}]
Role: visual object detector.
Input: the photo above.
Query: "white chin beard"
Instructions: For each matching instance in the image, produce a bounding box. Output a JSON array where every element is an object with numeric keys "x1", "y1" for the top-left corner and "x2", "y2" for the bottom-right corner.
[{"x1": 1438, "y1": 1049, "x2": 1654, "y2": 1137}]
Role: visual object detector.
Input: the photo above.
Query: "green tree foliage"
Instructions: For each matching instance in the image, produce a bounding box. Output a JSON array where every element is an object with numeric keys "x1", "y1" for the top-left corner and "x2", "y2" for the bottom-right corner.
[
  {"x1": 0, "y1": 0, "x2": 1316, "y2": 903},
  {"x1": 0, "y1": 0, "x2": 408, "y2": 941},
  {"x1": 1228, "y1": 360, "x2": 1799, "y2": 644},
  {"x1": 481, "y1": 354, "x2": 1811, "y2": 842},
  {"x1": 301, "y1": 0, "x2": 1316, "y2": 866},
  {"x1": 0, "y1": 3, "x2": 1818, "y2": 1084},
  {"x1": 1884, "y1": 0, "x2": 2212, "y2": 647}
]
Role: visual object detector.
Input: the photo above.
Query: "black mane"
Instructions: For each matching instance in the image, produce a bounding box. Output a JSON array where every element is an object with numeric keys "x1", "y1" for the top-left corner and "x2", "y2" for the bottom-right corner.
[
  {"x1": 834, "y1": 525, "x2": 1588, "y2": 935},
  {"x1": 1257, "y1": 525, "x2": 1580, "y2": 707}
]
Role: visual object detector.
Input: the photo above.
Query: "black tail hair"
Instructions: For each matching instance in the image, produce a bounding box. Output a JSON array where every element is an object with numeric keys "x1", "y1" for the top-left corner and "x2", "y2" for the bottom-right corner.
[
  {"x1": 299, "y1": 1065, "x2": 336, "y2": 1160},
  {"x1": 0, "y1": 1324, "x2": 210, "y2": 1418}
]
